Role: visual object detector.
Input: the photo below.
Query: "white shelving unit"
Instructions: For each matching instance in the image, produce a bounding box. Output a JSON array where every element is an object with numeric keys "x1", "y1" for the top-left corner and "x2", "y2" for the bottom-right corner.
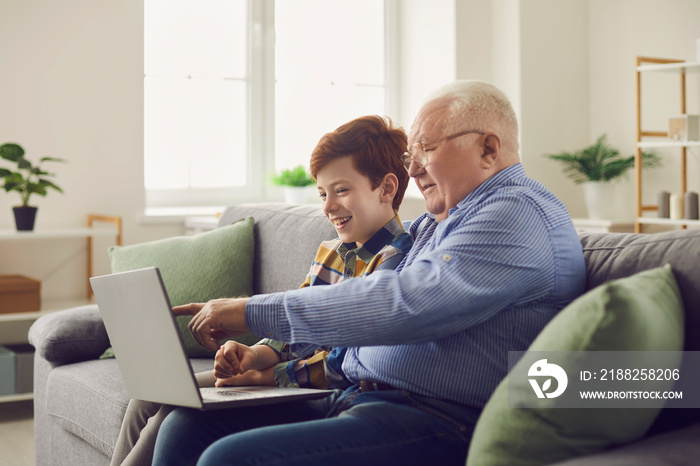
[
  {"x1": 637, "y1": 140, "x2": 700, "y2": 149},
  {"x1": 637, "y1": 217, "x2": 700, "y2": 227},
  {"x1": 634, "y1": 57, "x2": 700, "y2": 232},
  {"x1": 0, "y1": 218, "x2": 121, "y2": 403},
  {"x1": 0, "y1": 298, "x2": 97, "y2": 345},
  {"x1": 0, "y1": 227, "x2": 117, "y2": 240},
  {"x1": 637, "y1": 61, "x2": 700, "y2": 73}
]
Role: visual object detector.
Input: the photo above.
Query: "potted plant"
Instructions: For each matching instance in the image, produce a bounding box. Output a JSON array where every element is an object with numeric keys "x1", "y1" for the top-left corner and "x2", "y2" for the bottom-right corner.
[
  {"x1": 0, "y1": 142, "x2": 66, "y2": 231},
  {"x1": 545, "y1": 135, "x2": 660, "y2": 219},
  {"x1": 270, "y1": 165, "x2": 315, "y2": 204}
]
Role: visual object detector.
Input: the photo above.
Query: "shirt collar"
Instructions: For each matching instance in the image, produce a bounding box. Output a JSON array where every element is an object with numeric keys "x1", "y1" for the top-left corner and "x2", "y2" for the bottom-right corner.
[
  {"x1": 337, "y1": 215, "x2": 403, "y2": 258},
  {"x1": 449, "y1": 163, "x2": 526, "y2": 215}
]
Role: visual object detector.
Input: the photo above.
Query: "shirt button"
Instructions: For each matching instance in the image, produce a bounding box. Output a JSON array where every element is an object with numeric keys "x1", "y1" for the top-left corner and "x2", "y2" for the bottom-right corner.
[
  {"x1": 346, "y1": 269, "x2": 352, "y2": 275},
  {"x1": 443, "y1": 254, "x2": 452, "y2": 262}
]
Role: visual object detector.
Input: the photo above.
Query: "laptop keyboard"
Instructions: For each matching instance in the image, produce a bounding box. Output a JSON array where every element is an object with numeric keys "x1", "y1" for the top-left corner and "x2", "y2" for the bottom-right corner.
[{"x1": 200, "y1": 386, "x2": 328, "y2": 402}]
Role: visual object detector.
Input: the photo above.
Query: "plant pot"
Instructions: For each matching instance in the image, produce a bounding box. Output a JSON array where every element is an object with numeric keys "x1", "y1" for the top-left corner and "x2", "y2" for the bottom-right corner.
[
  {"x1": 283, "y1": 186, "x2": 308, "y2": 205},
  {"x1": 13, "y1": 206, "x2": 38, "y2": 231},
  {"x1": 581, "y1": 181, "x2": 618, "y2": 220}
]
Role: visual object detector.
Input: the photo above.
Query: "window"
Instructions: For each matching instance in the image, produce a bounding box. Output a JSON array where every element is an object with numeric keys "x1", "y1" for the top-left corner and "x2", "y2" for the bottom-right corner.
[{"x1": 144, "y1": 0, "x2": 395, "y2": 210}]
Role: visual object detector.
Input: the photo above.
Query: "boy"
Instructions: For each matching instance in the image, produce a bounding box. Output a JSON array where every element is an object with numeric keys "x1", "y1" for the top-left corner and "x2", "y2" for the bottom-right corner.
[
  {"x1": 213, "y1": 114, "x2": 413, "y2": 390},
  {"x1": 112, "y1": 114, "x2": 412, "y2": 465}
]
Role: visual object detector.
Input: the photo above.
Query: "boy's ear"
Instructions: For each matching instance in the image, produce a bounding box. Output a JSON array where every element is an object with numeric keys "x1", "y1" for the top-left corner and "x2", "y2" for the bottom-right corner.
[{"x1": 379, "y1": 173, "x2": 399, "y2": 204}]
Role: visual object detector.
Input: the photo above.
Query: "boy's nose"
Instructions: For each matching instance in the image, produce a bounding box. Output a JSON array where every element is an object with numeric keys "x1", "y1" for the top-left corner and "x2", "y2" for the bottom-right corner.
[{"x1": 323, "y1": 197, "x2": 337, "y2": 214}]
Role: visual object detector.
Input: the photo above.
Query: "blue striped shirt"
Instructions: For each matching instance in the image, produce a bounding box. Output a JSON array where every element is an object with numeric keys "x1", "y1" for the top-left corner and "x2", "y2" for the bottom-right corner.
[{"x1": 247, "y1": 163, "x2": 586, "y2": 407}]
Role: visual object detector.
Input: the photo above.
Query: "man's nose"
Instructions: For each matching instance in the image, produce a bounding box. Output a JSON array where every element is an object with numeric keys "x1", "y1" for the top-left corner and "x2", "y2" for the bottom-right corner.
[{"x1": 407, "y1": 159, "x2": 424, "y2": 178}]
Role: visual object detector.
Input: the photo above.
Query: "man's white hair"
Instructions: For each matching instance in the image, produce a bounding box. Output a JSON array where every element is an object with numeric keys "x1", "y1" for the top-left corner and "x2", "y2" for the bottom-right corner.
[{"x1": 424, "y1": 80, "x2": 519, "y2": 153}]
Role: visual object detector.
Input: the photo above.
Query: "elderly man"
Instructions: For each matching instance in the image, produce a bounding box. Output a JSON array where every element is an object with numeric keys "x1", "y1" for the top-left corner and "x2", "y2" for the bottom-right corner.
[{"x1": 153, "y1": 80, "x2": 586, "y2": 466}]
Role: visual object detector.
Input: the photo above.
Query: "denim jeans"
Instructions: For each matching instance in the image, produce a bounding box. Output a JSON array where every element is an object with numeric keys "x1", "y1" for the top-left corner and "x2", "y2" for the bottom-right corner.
[{"x1": 152, "y1": 386, "x2": 480, "y2": 466}]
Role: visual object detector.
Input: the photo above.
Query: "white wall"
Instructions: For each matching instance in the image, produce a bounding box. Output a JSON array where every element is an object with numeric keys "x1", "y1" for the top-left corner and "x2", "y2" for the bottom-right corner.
[
  {"x1": 404, "y1": 0, "x2": 591, "y2": 219},
  {"x1": 395, "y1": 0, "x2": 458, "y2": 221},
  {"x1": 518, "y1": 0, "x2": 591, "y2": 218},
  {"x1": 0, "y1": 0, "x2": 181, "y2": 300},
  {"x1": 396, "y1": 0, "x2": 457, "y2": 129}
]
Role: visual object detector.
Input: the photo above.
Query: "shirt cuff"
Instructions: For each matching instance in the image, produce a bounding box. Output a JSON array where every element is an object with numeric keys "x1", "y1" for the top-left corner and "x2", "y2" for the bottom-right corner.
[{"x1": 245, "y1": 292, "x2": 290, "y2": 341}]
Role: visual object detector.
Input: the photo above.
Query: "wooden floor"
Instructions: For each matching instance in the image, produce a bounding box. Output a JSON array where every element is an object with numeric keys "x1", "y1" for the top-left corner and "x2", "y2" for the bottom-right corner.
[{"x1": 0, "y1": 400, "x2": 34, "y2": 466}]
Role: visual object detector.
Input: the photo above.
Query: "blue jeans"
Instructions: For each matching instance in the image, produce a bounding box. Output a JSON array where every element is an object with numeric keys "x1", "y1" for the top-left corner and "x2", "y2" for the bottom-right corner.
[{"x1": 152, "y1": 386, "x2": 480, "y2": 466}]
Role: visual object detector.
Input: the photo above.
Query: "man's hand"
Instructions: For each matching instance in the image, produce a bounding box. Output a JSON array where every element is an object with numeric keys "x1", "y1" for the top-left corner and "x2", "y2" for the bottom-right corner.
[{"x1": 173, "y1": 298, "x2": 251, "y2": 352}]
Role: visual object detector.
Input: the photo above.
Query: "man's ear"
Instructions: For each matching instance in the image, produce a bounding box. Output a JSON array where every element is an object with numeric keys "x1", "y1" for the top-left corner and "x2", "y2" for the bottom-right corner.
[
  {"x1": 379, "y1": 173, "x2": 399, "y2": 204},
  {"x1": 480, "y1": 133, "x2": 501, "y2": 167}
]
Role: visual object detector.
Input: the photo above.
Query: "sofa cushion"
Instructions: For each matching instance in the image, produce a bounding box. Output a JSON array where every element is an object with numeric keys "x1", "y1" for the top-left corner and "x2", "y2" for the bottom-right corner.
[
  {"x1": 548, "y1": 422, "x2": 700, "y2": 465},
  {"x1": 47, "y1": 359, "x2": 130, "y2": 457},
  {"x1": 466, "y1": 265, "x2": 684, "y2": 466},
  {"x1": 580, "y1": 229, "x2": 700, "y2": 350},
  {"x1": 108, "y1": 217, "x2": 257, "y2": 357},
  {"x1": 218, "y1": 203, "x2": 337, "y2": 294},
  {"x1": 28, "y1": 305, "x2": 109, "y2": 365},
  {"x1": 45, "y1": 358, "x2": 215, "y2": 457},
  {"x1": 581, "y1": 228, "x2": 700, "y2": 434}
]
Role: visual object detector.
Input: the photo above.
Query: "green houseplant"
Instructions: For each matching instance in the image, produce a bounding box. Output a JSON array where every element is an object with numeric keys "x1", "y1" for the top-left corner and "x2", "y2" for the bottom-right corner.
[
  {"x1": 270, "y1": 165, "x2": 315, "y2": 187},
  {"x1": 0, "y1": 142, "x2": 66, "y2": 231},
  {"x1": 545, "y1": 135, "x2": 661, "y2": 219},
  {"x1": 270, "y1": 165, "x2": 315, "y2": 205},
  {"x1": 545, "y1": 134, "x2": 660, "y2": 184}
]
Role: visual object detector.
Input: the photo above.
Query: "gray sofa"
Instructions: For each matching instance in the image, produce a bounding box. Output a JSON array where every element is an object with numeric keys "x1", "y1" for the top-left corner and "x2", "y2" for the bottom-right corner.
[{"x1": 28, "y1": 203, "x2": 700, "y2": 465}]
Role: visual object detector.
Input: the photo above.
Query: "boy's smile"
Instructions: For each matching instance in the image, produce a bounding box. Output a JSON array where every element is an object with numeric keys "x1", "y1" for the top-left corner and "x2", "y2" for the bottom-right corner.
[
  {"x1": 330, "y1": 216, "x2": 351, "y2": 227},
  {"x1": 316, "y1": 156, "x2": 397, "y2": 247}
]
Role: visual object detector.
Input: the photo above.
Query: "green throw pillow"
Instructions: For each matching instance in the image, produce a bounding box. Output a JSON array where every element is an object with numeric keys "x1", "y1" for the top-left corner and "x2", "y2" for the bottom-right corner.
[
  {"x1": 466, "y1": 265, "x2": 685, "y2": 466},
  {"x1": 102, "y1": 217, "x2": 259, "y2": 358}
]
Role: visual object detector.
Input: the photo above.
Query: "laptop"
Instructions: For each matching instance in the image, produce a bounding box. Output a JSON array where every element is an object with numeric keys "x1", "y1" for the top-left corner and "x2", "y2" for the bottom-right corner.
[{"x1": 90, "y1": 267, "x2": 334, "y2": 410}]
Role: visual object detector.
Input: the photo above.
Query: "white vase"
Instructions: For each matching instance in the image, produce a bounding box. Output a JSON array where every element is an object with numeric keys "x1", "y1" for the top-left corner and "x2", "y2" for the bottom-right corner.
[
  {"x1": 582, "y1": 181, "x2": 618, "y2": 219},
  {"x1": 283, "y1": 186, "x2": 308, "y2": 205}
]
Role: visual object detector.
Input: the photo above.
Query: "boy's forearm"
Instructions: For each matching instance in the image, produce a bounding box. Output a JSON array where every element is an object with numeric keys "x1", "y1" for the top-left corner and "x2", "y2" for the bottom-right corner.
[
  {"x1": 257, "y1": 366, "x2": 276, "y2": 386},
  {"x1": 215, "y1": 365, "x2": 276, "y2": 387},
  {"x1": 252, "y1": 344, "x2": 282, "y2": 369}
]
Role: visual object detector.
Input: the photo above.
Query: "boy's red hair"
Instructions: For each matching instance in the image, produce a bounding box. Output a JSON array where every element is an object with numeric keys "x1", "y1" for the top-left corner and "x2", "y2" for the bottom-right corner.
[{"x1": 309, "y1": 115, "x2": 409, "y2": 211}]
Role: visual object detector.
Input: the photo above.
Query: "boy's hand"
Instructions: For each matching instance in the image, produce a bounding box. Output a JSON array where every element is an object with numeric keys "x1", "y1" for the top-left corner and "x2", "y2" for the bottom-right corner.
[
  {"x1": 213, "y1": 341, "x2": 281, "y2": 378},
  {"x1": 214, "y1": 366, "x2": 276, "y2": 387},
  {"x1": 214, "y1": 341, "x2": 258, "y2": 379}
]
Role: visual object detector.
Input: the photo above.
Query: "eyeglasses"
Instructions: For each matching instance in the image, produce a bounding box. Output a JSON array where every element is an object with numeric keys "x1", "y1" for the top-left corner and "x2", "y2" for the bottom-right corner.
[{"x1": 401, "y1": 130, "x2": 485, "y2": 170}]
